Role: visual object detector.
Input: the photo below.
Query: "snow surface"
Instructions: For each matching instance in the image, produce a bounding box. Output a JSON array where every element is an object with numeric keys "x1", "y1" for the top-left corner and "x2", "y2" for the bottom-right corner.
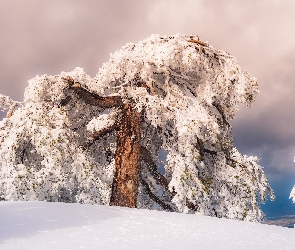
[{"x1": 0, "y1": 201, "x2": 294, "y2": 249}]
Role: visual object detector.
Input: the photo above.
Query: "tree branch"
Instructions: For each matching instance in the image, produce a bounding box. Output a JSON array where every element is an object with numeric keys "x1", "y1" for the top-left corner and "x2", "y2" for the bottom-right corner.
[
  {"x1": 63, "y1": 76, "x2": 124, "y2": 108},
  {"x1": 139, "y1": 177, "x2": 174, "y2": 212},
  {"x1": 81, "y1": 122, "x2": 120, "y2": 150},
  {"x1": 20, "y1": 139, "x2": 32, "y2": 164},
  {"x1": 195, "y1": 137, "x2": 258, "y2": 183},
  {"x1": 212, "y1": 101, "x2": 229, "y2": 126},
  {"x1": 6, "y1": 102, "x2": 17, "y2": 118},
  {"x1": 140, "y1": 146, "x2": 171, "y2": 192},
  {"x1": 59, "y1": 96, "x2": 72, "y2": 107},
  {"x1": 227, "y1": 157, "x2": 258, "y2": 183},
  {"x1": 187, "y1": 39, "x2": 208, "y2": 47},
  {"x1": 196, "y1": 137, "x2": 217, "y2": 157},
  {"x1": 134, "y1": 81, "x2": 151, "y2": 94}
]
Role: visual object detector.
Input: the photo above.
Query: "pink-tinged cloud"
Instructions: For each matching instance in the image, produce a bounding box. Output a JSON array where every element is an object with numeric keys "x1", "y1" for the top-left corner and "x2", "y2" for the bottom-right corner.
[{"x1": 0, "y1": 0, "x2": 295, "y2": 180}]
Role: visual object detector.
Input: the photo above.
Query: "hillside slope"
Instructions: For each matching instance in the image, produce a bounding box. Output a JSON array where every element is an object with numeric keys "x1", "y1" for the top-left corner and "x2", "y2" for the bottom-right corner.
[{"x1": 0, "y1": 201, "x2": 294, "y2": 249}]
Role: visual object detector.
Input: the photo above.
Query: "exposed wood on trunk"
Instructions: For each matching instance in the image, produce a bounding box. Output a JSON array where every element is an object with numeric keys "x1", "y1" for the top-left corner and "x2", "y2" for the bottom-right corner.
[{"x1": 110, "y1": 104, "x2": 141, "y2": 208}]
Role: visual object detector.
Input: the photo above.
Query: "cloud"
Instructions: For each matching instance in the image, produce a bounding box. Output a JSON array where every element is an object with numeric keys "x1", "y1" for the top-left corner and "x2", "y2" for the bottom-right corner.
[
  {"x1": 1, "y1": 0, "x2": 295, "y2": 181},
  {"x1": 0, "y1": 0, "x2": 155, "y2": 100}
]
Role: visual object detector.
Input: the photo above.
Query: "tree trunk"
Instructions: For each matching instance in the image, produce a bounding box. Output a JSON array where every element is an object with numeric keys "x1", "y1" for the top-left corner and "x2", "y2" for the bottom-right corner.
[{"x1": 110, "y1": 104, "x2": 141, "y2": 207}]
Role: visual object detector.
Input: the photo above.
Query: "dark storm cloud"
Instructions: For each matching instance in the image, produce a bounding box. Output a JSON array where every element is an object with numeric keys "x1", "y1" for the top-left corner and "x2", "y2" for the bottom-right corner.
[
  {"x1": 232, "y1": 46, "x2": 295, "y2": 175},
  {"x1": 1, "y1": 0, "x2": 295, "y2": 180}
]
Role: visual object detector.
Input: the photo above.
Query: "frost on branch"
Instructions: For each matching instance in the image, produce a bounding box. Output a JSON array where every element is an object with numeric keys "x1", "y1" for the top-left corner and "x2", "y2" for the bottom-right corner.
[
  {"x1": 0, "y1": 94, "x2": 14, "y2": 112},
  {"x1": 290, "y1": 186, "x2": 295, "y2": 203},
  {"x1": 0, "y1": 94, "x2": 19, "y2": 118},
  {"x1": 290, "y1": 157, "x2": 295, "y2": 203},
  {"x1": 0, "y1": 34, "x2": 274, "y2": 222}
]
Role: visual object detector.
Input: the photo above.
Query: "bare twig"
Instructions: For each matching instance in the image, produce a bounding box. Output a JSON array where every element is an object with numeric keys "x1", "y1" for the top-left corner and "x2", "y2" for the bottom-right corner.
[{"x1": 187, "y1": 39, "x2": 208, "y2": 47}]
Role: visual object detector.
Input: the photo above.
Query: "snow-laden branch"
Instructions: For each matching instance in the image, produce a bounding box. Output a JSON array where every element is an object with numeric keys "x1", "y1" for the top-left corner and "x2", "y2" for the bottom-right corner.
[
  {"x1": 0, "y1": 94, "x2": 20, "y2": 118},
  {"x1": 64, "y1": 76, "x2": 124, "y2": 108},
  {"x1": 140, "y1": 146, "x2": 171, "y2": 192},
  {"x1": 139, "y1": 177, "x2": 174, "y2": 212}
]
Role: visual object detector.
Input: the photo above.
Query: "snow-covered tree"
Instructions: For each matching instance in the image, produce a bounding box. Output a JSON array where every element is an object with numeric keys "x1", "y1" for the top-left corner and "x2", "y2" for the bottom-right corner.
[{"x1": 0, "y1": 34, "x2": 274, "y2": 222}]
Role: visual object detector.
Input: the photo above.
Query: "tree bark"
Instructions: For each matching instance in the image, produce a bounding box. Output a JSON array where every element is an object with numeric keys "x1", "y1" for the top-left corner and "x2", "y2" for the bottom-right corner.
[
  {"x1": 110, "y1": 104, "x2": 141, "y2": 207},
  {"x1": 65, "y1": 77, "x2": 171, "y2": 208}
]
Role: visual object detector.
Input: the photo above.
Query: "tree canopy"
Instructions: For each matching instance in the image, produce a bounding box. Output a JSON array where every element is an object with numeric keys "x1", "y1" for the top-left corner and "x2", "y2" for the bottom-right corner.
[{"x1": 0, "y1": 34, "x2": 274, "y2": 222}]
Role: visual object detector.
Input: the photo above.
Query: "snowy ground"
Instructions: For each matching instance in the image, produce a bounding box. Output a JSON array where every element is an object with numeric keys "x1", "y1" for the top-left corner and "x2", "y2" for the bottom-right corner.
[{"x1": 0, "y1": 201, "x2": 295, "y2": 250}]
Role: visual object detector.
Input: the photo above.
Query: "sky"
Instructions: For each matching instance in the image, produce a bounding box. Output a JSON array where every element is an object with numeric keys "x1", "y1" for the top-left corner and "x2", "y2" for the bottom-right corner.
[
  {"x1": 1, "y1": 201, "x2": 295, "y2": 249},
  {"x1": 0, "y1": 0, "x2": 295, "y2": 205}
]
